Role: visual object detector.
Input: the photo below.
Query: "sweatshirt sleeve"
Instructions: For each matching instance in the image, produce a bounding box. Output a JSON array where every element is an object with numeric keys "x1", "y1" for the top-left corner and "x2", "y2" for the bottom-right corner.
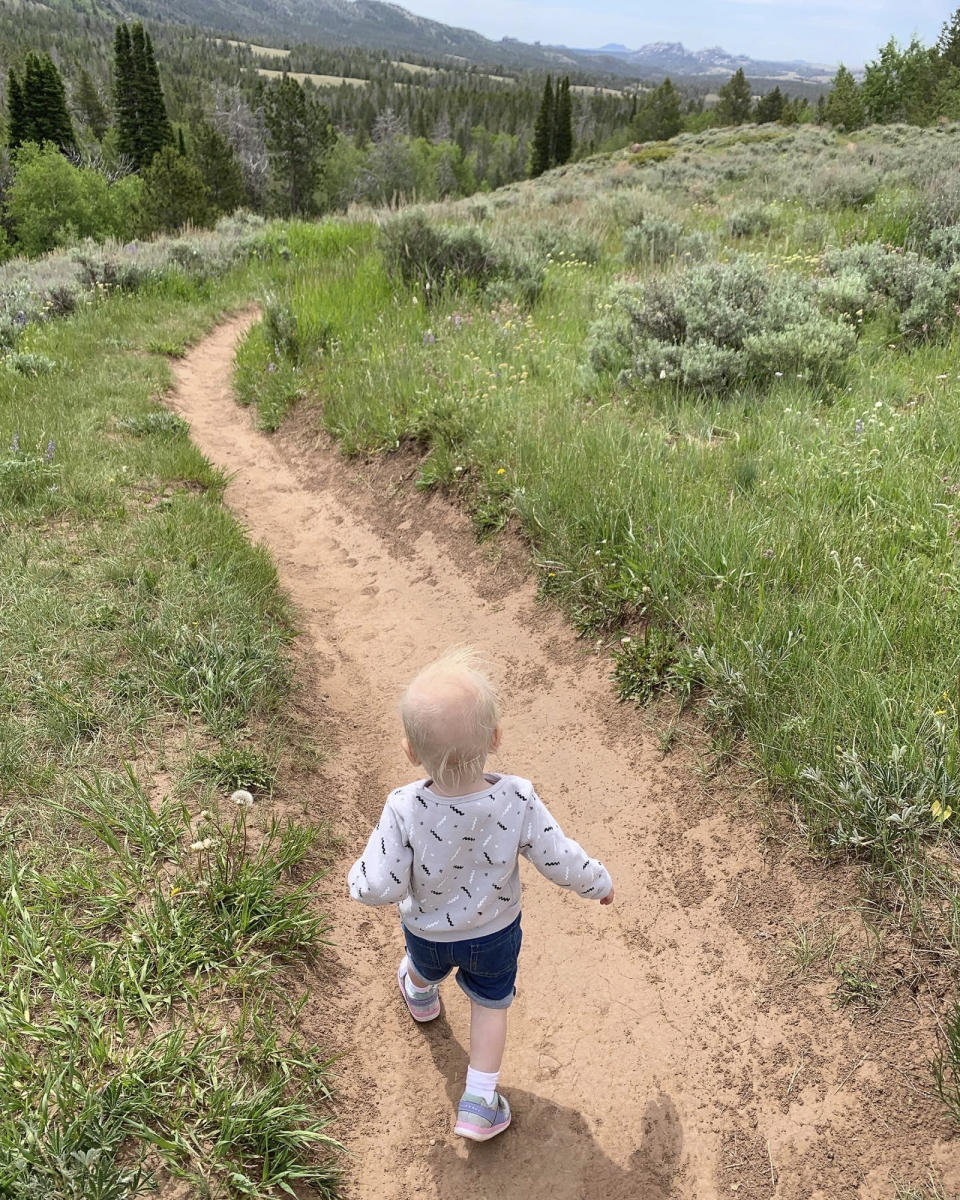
[
  {"x1": 347, "y1": 796, "x2": 413, "y2": 906},
  {"x1": 519, "y1": 789, "x2": 612, "y2": 900}
]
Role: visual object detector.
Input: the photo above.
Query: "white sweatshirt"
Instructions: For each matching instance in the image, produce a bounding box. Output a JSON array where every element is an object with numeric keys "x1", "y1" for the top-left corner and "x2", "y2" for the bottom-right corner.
[{"x1": 347, "y1": 773, "x2": 612, "y2": 941}]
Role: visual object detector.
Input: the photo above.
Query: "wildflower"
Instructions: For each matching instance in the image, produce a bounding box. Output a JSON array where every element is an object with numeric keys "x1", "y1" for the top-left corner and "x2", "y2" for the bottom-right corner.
[
  {"x1": 774, "y1": 371, "x2": 783, "y2": 378},
  {"x1": 935, "y1": 709, "x2": 947, "y2": 716},
  {"x1": 423, "y1": 330, "x2": 436, "y2": 345},
  {"x1": 620, "y1": 636, "x2": 632, "y2": 645},
  {"x1": 267, "y1": 361, "x2": 277, "y2": 373},
  {"x1": 855, "y1": 419, "x2": 864, "y2": 434},
  {"x1": 412, "y1": 296, "x2": 419, "y2": 306},
  {"x1": 200, "y1": 809, "x2": 212, "y2": 820},
  {"x1": 874, "y1": 401, "x2": 882, "y2": 409},
  {"x1": 45, "y1": 439, "x2": 55, "y2": 462},
  {"x1": 232, "y1": 789, "x2": 254, "y2": 809},
  {"x1": 11, "y1": 432, "x2": 19, "y2": 454},
  {"x1": 659, "y1": 369, "x2": 667, "y2": 380},
  {"x1": 496, "y1": 467, "x2": 506, "y2": 476},
  {"x1": 130, "y1": 932, "x2": 143, "y2": 946}
]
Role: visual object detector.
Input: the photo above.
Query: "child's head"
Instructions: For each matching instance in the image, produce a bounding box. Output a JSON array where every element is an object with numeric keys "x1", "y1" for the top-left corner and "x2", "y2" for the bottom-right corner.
[{"x1": 400, "y1": 647, "x2": 501, "y2": 790}]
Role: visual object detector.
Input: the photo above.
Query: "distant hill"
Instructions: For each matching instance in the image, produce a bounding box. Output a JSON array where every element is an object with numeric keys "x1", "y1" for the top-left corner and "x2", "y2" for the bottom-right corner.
[{"x1": 34, "y1": 0, "x2": 841, "y2": 87}]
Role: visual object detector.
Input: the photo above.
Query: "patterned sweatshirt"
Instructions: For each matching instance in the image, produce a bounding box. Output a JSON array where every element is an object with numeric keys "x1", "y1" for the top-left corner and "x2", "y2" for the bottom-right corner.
[{"x1": 347, "y1": 773, "x2": 612, "y2": 941}]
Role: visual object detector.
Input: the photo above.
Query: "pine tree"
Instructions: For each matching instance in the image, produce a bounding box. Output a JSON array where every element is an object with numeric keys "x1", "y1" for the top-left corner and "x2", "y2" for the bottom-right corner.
[
  {"x1": 39, "y1": 55, "x2": 75, "y2": 149},
  {"x1": 754, "y1": 86, "x2": 785, "y2": 123},
  {"x1": 113, "y1": 24, "x2": 138, "y2": 163},
  {"x1": 7, "y1": 70, "x2": 26, "y2": 149},
  {"x1": 15, "y1": 53, "x2": 74, "y2": 151},
  {"x1": 140, "y1": 28, "x2": 173, "y2": 162},
  {"x1": 191, "y1": 120, "x2": 248, "y2": 217},
  {"x1": 261, "y1": 75, "x2": 336, "y2": 216},
  {"x1": 554, "y1": 76, "x2": 573, "y2": 165},
  {"x1": 75, "y1": 69, "x2": 109, "y2": 141},
  {"x1": 936, "y1": 8, "x2": 960, "y2": 72},
  {"x1": 530, "y1": 75, "x2": 554, "y2": 177},
  {"x1": 716, "y1": 68, "x2": 753, "y2": 125},
  {"x1": 635, "y1": 77, "x2": 682, "y2": 141},
  {"x1": 140, "y1": 143, "x2": 209, "y2": 232},
  {"x1": 824, "y1": 65, "x2": 865, "y2": 131}
]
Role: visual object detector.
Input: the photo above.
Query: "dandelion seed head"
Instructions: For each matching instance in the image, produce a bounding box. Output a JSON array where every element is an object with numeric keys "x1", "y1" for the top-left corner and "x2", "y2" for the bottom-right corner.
[{"x1": 232, "y1": 789, "x2": 254, "y2": 809}]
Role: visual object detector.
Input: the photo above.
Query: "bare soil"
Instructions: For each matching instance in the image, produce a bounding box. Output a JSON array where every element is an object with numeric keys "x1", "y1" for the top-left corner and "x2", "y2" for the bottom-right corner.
[{"x1": 168, "y1": 313, "x2": 959, "y2": 1200}]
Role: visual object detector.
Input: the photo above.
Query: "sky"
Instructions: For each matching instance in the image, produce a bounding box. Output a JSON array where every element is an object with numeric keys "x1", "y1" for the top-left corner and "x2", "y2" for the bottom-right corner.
[{"x1": 400, "y1": 0, "x2": 949, "y2": 67}]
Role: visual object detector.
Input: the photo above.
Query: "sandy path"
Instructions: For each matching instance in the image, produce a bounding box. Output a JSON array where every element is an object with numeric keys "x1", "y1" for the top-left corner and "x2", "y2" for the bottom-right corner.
[{"x1": 168, "y1": 314, "x2": 958, "y2": 1200}]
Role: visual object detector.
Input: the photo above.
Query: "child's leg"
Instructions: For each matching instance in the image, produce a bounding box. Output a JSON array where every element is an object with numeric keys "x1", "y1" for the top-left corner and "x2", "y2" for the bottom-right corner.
[
  {"x1": 406, "y1": 961, "x2": 434, "y2": 989},
  {"x1": 469, "y1": 1001, "x2": 508, "y2": 1073}
]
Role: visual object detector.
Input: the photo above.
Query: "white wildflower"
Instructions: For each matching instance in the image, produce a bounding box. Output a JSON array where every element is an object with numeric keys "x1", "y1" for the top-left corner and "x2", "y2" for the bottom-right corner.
[{"x1": 232, "y1": 789, "x2": 254, "y2": 809}]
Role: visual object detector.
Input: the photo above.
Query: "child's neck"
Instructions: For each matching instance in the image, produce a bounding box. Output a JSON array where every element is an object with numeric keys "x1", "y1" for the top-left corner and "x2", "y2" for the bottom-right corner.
[{"x1": 428, "y1": 770, "x2": 492, "y2": 798}]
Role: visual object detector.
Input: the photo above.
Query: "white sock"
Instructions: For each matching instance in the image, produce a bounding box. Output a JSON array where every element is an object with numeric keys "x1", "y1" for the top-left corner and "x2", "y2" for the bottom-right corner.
[
  {"x1": 402, "y1": 959, "x2": 436, "y2": 997},
  {"x1": 465, "y1": 1066, "x2": 499, "y2": 1104}
]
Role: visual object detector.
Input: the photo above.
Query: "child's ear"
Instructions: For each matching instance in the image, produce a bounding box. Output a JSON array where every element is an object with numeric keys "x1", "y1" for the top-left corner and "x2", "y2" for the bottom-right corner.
[
  {"x1": 402, "y1": 737, "x2": 419, "y2": 767},
  {"x1": 491, "y1": 725, "x2": 502, "y2": 752}
]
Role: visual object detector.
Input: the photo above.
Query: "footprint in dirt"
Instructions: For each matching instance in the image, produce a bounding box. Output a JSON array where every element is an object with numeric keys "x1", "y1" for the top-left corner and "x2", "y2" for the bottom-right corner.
[{"x1": 420, "y1": 1016, "x2": 684, "y2": 1199}]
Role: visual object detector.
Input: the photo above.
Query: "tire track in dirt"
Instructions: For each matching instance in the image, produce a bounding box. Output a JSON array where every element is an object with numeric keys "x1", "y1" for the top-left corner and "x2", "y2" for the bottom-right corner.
[{"x1": 168, "y1": 314, "x2": 958, "y2": 1200}]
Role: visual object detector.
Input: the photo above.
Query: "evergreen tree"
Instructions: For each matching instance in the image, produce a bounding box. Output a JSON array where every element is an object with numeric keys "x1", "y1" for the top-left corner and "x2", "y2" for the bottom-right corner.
[
  {"x1": 140, "y1": 143, "x2": 209, "y2": 232},
  {"x1": 754, "y1": 86, "x2": 785, "y2": 123},
  {"x1": 935, "y1": 8, "x2": 960, "y2": 72},
  {"x1": 177, "y1": 127, "x2": 186, "y2": 156},
  {"x1": 530, "y1": 75, "x2": 554, "y2": 177},
  {"x1": 716, "y1": 68, "x2": 753, "y2": 125},
  {"x1": 140, "y1": 28, "x2": 173, "y2": 162},
  {"x1": 554, "y1": 76, "x2": 573, "y2": 165},
  {"x1": 862, "y1": 36, "x2": 936, "y2": 125},
  {"x1": 191, "y1": 120, "x2": 248, "y2": 217},
  {"x1": 75, "y1": 69, "x2": 109, "y2": 141},
  {"x1": 261, "y1": 75, "x2": 336, "y2": 216},
  {"x1": 113, "y1": 24, "x2": 138, "y2": 163},
  {"x1": 824, "y1": 65, "x2": 865, "y2": 131},
  {"x1": 634, "y1": 77, "x2": 682, "y2": 141},
  {"x1": 15, "y1": 53, "x2": 74, "y2": 150},
  {"x1": 7, "y1": 69, "x2": 26, "y2": 149}
]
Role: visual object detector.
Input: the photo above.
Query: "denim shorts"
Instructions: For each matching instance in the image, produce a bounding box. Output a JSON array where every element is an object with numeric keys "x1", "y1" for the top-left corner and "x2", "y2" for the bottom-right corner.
[{"x1": 402, "y1": 915, "x2": 522, "y2": 1009}]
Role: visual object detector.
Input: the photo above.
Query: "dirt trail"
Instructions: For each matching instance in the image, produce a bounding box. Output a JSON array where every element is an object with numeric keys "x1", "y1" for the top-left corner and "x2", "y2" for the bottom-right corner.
[{"x1": 169, "y1": 314, "x2": 958, "y2": 1200}]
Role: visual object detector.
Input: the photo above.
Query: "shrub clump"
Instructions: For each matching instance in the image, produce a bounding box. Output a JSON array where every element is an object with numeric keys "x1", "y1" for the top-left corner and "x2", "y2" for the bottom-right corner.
[
  {"x1": 821, "y1": 242, "x2": 960, "y2": 342},
  {"x1": 587, "y1": 256, "x2": 855, "y2": 393},
  {"x1": 380, "y1": 212, "x2": 544, "y2": 306},
  {"x1": 622, "y1": 218, "x2": 710, "y2": 267},
  {"x1": 725, "y1": 204, "x2": 775, "y2": 238}
]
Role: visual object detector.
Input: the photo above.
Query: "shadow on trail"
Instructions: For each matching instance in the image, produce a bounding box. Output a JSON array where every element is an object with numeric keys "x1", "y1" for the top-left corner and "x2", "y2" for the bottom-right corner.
[{"x1": 418, "y1": 1013, "x2": 684, "y2": 1200}]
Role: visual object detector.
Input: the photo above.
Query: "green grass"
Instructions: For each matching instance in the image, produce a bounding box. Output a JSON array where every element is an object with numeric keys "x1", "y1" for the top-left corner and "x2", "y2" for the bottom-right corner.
[
  {"x1": 229, "y1": 123, "x2": 960, "y2": 1121},
  {"x1": 0, "y1": 262, "x2": 341, "y2": 1195}
]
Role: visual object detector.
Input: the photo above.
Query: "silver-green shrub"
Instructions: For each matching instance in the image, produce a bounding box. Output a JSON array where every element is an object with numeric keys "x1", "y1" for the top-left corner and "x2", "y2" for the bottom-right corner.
[{"x1": 588, "y1": 257, "x2": 856, "y2": 393}]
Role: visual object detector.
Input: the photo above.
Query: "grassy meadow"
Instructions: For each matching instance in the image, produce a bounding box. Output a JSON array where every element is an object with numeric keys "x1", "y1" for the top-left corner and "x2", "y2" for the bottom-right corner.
[
  {"x1": 0, "y1": 231, "x2": 341, "y2": 1195},
  {"x1": 234, "y1": 123, "x2": 960, "y2": 1114}
]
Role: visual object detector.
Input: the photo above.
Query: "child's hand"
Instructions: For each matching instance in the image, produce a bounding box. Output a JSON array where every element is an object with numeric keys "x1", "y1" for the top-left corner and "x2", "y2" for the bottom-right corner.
[{"x1": 600, "y1": 887, "x2": 615, "y2": 906}]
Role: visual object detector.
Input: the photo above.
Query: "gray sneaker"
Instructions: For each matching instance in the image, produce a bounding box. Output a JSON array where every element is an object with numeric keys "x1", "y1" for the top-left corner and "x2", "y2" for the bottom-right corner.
[
  {"x1": 397, "y1": 956, "x2": 440, "y2": 1022},
  {"x1": 454, "y1": 1091, "x2": 512, "y2": 1141}
]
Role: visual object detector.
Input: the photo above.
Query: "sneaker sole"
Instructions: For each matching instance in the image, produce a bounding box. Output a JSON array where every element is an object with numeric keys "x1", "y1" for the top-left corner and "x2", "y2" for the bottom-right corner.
[
  {"x1": 454, "y1": 1115, "x2": 512, "y2": 1141},
  {"x1": 397, "y1": 964, "x2": 440, "y2": 1022}
]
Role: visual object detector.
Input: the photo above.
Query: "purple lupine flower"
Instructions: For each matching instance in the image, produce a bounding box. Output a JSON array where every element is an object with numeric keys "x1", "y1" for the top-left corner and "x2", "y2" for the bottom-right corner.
[
  {"x1": 854, "y1": 419, "x2": 864, "y2": 434},
  {"x1": 14, "y1": 311, "x2": 27, "y2": 328},
  {"x1": 267, "y1": 361, "x2": 277, "y2": 374},
  {"x1": 44, "y1": 439, "x2": 55, "y2": 462},
  {"x1": 11, "y1": 432, "x2": 20, "y2": 454},
  {"x1": 423, "y1": 330, "x2": 436, "y2": 345}
]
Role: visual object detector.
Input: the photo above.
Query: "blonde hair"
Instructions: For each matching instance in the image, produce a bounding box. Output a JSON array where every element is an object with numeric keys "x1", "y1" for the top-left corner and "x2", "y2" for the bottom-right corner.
[{"x1": 401, "y1": 647, "x2": 499, "y2": 790}]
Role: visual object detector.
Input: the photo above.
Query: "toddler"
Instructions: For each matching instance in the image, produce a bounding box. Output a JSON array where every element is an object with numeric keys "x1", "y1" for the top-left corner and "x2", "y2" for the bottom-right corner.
[{"x1": 348, "y1": 648, "x2": 614, "y2": 1141}]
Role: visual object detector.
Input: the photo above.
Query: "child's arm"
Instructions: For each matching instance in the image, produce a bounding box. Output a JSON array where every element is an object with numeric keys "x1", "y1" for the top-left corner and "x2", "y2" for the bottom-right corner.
[
  {"x1": 347, "y1": 798, "x2": 413, "y2": 906},
  {"x1": 519, "y1": 790, "x2": 612, "y2": 900}
]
